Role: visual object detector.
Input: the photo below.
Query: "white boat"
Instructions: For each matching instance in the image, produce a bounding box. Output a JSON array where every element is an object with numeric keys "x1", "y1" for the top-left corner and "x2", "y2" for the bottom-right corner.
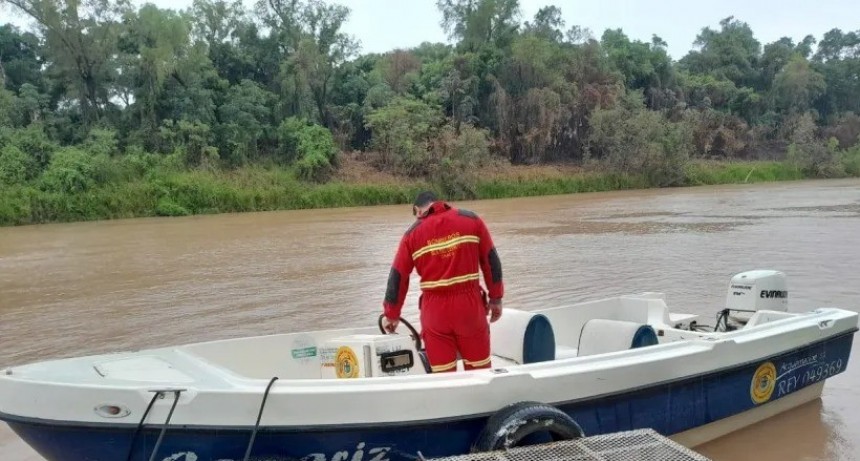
[{"x1": 1, "y1": 270, "x2": 857, "y2": 461}]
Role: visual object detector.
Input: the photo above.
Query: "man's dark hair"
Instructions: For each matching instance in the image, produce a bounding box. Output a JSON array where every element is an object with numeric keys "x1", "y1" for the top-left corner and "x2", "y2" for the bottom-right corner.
[{"x1": 413, "y1": 191, "x2": 438, "y2": 207}]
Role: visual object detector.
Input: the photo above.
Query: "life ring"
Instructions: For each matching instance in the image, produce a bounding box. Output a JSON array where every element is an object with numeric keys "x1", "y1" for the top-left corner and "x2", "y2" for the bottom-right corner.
[{"x1": 471, "y1": 401, "x2": 585, "y2": 452}]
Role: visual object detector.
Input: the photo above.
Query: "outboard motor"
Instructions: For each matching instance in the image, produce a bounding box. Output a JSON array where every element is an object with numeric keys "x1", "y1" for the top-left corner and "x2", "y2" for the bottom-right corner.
[{"x1": 723, "y1": 270, "x2": 788, "y2": 329}]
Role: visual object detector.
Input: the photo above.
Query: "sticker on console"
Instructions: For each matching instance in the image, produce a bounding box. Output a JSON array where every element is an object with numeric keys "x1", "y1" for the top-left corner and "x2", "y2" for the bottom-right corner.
[
  {"x1": 291, "y1": 336, "x2": 318, "y2": 363},
  {"x1": 336, "y1": 346, "x2": 359, "y2": 379}
]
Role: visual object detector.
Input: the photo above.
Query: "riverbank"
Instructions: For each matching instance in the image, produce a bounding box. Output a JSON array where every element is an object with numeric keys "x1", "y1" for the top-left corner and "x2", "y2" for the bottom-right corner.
[{"x1": 0, "y1": 157, "x2": 841, "y2": 227}]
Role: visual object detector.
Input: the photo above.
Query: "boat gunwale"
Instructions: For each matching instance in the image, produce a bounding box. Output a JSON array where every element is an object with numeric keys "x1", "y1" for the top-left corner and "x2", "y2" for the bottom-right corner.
[
  {"x1": 0, "y1": 327, "x2": 855, "y2": 433},
  {"x1": 1, "y1": 308, "x2": 854, "y2": 390},
  {"x1": 136, "y1": 306, "x2": 860, "y2": 387}
]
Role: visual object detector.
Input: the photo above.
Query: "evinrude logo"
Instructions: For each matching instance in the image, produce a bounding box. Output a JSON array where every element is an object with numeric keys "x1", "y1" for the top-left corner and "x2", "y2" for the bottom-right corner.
[{"x1": 760, "y1": 290, "x2": 788, "y2": 299}]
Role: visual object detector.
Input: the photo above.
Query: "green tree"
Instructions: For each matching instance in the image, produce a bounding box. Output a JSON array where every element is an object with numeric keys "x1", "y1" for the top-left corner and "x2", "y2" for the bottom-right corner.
[
  {"x1": 771, "y1": 55, "x2": 826, "y2": 114},
  {"x1": 120, "y1": 5, "x2": 193, "y2": 136},
  {"x1": 217, "y1": 79, "x2": 276, "y2": 165},
  {"x1": 0, "y1": 24, "x2": 44, "y2": 94},
  {"x1": 680, "y1": 17, "x2": 761, "y2": 90},
  {"x1": 437, "y1": 0, "x2": 521, "y2": 51},
  {"x1": 2, "y1": 0, "x2": 130, "y2": 127},
  {"x1": 600, "y1": 29, "x2": 677, "y2": 109},
  {"x1": 523, "y1": 5, "x2": 564, "y2": 43},
  {"x1": 365, "y1": 96, "x2": 444, "y2": 176},
  {"x1": 257, "y1": 0, "x2": 358, "y2": 126},
  {"x1": 812, "y1": 29, "x2": 860, "y2": 118}
]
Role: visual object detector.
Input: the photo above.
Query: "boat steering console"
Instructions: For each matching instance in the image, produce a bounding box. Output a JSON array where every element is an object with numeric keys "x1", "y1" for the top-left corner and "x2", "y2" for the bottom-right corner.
[{"x1": 377, "y1": 315, "x2": 423, "y2": 352}]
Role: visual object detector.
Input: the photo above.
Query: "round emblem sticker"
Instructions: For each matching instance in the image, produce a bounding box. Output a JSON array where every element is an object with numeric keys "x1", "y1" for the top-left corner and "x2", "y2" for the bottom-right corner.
[
  {"x1": 336, "y1": 346, "x2": 359, "y2": 379},
  {"x1": 750, "y1": 362, "x2": 777, "y2": 404}
]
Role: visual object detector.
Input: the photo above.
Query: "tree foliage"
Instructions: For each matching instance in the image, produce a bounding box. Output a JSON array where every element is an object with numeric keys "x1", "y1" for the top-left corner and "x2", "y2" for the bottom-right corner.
[{"x1": 2, "y1": 0, "x2": 860, "y2": 191}]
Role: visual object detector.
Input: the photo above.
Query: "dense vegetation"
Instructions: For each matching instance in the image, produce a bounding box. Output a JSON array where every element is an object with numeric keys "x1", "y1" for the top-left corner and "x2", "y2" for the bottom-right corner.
[{"x1": 1, "y1": 0, "x2": 860, "y2": 225}]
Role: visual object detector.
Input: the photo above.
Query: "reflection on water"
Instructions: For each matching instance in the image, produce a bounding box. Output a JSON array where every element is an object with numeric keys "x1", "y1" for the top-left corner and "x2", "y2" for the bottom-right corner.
[
  {"x1": 513, "y1": 220, "x2": 751, "y2": 236},
  {"x1": 2, "y1": 178, "x2": 860, "y2": 461},
  {"x1": 770, "y1": 203, "x2": 860, "y2": 215},
  {"x1": 698, "y1": 400, "x2": 834, "y2": 461}
]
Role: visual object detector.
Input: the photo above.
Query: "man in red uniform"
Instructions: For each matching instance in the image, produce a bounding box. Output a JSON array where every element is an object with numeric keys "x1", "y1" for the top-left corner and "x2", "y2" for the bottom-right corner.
[{"x1": 382, "y1": 191, "x2": 504, "y2": 373}]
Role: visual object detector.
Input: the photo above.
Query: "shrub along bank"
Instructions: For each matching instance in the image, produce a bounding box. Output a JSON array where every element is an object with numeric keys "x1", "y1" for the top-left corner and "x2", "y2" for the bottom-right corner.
[{"x1": 1, "y1": 149, "x2": 856, "y2": 227}]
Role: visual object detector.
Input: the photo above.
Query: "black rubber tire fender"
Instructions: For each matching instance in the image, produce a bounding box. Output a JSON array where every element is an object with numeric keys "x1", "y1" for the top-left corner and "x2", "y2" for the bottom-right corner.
[{"x1": 471, "y1": 401, "x2": 585, "y2": 452}]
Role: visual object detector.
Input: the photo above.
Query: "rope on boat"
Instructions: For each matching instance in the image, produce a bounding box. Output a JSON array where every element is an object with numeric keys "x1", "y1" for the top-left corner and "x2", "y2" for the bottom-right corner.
[
  {"x1": 147, "y1": 390, "x2": 184, "y2": 461},
  {"x1": 243, "y1": 376, "x2": 280, "y2": 461},
  {"x1": 123, "y1": 378, "x2": 277, "y2": 461},
  {"x1": 125, "y1": 390, "x2": 163, "y2": 461},
  {"x1": 686, "y1": 308, "x2": 759, "y2": 333}
]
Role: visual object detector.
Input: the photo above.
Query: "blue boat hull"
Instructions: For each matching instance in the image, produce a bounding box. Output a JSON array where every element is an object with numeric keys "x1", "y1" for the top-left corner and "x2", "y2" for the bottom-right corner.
[{"x1": 3, "y1": 332, "x2": 854, "y2": 461}]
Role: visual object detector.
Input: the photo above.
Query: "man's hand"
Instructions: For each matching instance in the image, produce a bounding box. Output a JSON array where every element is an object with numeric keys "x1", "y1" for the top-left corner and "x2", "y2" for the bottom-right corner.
[
  {"x1": 488, "y1": 299, "x2": 502, "y2": 323},
  {"x1": 383, "y1": 316, "x2": 400, "y2": 333}
]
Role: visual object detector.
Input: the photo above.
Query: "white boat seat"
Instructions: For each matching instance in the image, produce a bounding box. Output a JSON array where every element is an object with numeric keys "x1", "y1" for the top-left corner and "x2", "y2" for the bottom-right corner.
[
  {"x1": 417, "y1": 351, "x2": 432, "y2": 374},
  {"x1": 490, "y1": 308, "x2": 555, "y2": 364},
  {"x1": 577, "y1": 319, "x2": 659, "y2": 357},
  {"x1": 554, "y1": 345, "x2": 579, "y2": 360},
  {"x1": 490, "y1": 355, "x2": 519, "y2": 368}
]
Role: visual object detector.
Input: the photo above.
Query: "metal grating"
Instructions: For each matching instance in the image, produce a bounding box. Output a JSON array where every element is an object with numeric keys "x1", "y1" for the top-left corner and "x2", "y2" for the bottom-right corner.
[{"x1": 424, "y1": 429, "x2": 712, "y2": 461}]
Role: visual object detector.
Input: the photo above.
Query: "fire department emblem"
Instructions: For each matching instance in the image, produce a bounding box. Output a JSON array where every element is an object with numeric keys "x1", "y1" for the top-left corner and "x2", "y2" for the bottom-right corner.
[
  {"x1": 336, "y1": 346, "x2": 359, "y2": 379},
  {"x1": 750, "y1": 361, "x2": 776, "y2": 404}
]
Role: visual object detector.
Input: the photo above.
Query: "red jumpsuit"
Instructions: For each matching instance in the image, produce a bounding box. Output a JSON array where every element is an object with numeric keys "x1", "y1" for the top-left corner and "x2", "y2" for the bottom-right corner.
[{"x1": 383, "y1": 201, "x2": 504, "y2": 372}]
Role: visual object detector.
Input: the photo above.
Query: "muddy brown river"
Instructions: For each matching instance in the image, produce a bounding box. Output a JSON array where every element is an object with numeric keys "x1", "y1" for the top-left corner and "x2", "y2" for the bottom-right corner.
[{"x1": 2, "y1": 179, "x2": 860, "y2": 461}]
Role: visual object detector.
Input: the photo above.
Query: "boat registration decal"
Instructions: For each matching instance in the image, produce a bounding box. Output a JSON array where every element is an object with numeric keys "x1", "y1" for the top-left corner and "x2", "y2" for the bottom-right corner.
[
  {"x1": 750, "y1": 361, "x2": 777, "y2": 404},
  {"x1": 292, "y1": 347, "x2": 318, "y2": 359},
  {"x1": 336, "y1": 346, "x2": 360, "y2": 379},
  {"x1": 291, "y1": 336, "x2": 318, "y2": 363}
]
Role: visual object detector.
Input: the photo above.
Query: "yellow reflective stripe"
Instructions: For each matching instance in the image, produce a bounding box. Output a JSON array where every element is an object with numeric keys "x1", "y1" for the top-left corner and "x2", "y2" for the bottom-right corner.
[
  {"x1": 420, "y1": 273, "x2": 480, "y2": 289},
  {"x1": 412, "y1": 236, "x2": 480, "y2": 260},
  {"x1": 431, "y1": 361, "x2": 458, "y2": 372},
  {"x1": 465, "y1": 357, "x2": 491, "y2": 367}
]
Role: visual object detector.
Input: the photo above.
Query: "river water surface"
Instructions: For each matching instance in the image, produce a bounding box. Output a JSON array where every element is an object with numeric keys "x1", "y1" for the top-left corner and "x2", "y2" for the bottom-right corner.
[{"x1": 2, "y1": 179, "x2": 859, "y2": 461}]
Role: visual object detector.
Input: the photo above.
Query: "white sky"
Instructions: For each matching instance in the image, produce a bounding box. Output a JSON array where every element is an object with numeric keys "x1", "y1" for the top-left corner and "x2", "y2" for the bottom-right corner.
[{"x1": 3, "y1": 0, "x2": 859, "y2": 60}]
